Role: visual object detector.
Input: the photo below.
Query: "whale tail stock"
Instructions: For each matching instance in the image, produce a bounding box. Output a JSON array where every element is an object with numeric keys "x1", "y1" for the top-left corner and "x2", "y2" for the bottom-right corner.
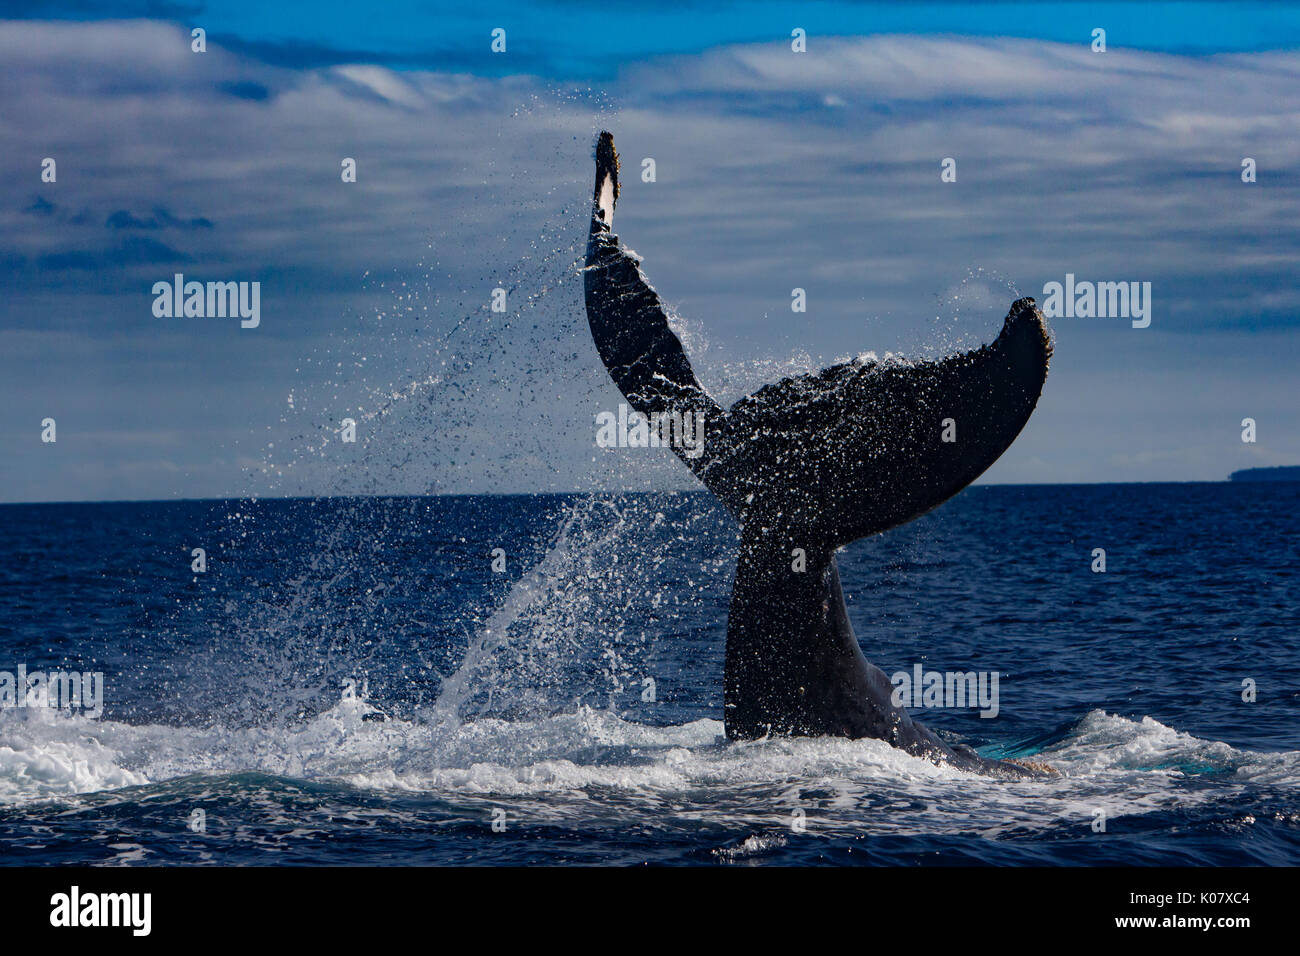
[{"x1": 583, "y1": 132, "x2": 1054, "y2": 776}]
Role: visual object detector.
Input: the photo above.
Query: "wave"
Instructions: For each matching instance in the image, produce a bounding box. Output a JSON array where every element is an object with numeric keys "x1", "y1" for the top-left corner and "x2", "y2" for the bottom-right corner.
[{"x1": 3, "y1": 697, "x2": 1296, "y2": 844}]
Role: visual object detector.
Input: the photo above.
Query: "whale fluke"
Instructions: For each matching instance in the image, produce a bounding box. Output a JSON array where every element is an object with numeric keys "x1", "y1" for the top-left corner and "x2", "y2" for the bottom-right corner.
[{"x1": 583, "y1": 131, "x2": 1054, "y2": 777}]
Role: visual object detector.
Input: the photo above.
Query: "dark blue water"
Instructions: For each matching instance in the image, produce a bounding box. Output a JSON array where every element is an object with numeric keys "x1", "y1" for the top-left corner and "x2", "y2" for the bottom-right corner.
[{"x1": 1, "y1": 483, "x2": 1297, "y2": 865}]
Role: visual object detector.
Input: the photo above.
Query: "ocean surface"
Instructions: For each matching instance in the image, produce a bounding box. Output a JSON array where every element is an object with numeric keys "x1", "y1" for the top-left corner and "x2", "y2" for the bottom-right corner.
[{"x1": 0, "y1": 482, "x2": 1297, "y2": 866}]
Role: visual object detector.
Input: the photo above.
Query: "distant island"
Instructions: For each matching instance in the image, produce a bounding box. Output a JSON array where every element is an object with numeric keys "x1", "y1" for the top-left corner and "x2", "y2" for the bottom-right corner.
[{"x1": 1229, "y1": 466, "x2": 1300, "y2": 482}]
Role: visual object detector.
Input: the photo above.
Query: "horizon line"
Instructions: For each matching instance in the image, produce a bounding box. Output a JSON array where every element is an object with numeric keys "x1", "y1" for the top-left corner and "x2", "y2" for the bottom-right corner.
[{"x1": 3, "y1": 476, "x2": 1291, "y2": 507}]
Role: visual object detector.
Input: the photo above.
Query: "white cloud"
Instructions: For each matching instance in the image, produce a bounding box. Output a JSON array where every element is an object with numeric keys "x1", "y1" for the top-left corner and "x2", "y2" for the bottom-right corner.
[{"x1": 2, "y1": 21, "x2": 1299, "y2": 499}]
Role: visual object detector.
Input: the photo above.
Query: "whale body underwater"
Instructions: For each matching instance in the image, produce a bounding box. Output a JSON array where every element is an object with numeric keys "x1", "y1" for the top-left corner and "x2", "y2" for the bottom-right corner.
[{"x1": 582, "y1": 132, "x2": 1055, "y2": 778}]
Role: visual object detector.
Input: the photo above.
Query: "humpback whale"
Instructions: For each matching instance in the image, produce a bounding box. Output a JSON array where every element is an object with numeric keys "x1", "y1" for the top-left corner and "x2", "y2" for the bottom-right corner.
[{"x1": 583, "y1": 132, "x2": 1054, "y2": 777}]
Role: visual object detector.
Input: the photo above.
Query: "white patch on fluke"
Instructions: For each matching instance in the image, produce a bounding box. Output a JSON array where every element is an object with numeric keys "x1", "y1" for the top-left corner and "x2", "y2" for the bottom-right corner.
[{"x1": 597, "y1": 173, "x2": 615, "y2": 226}]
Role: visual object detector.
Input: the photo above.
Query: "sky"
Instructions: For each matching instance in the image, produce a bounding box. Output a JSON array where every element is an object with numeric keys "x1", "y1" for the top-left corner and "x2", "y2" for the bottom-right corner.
[{"x1": 2, "y1": 2, "x2": 1299, "y2": 502}]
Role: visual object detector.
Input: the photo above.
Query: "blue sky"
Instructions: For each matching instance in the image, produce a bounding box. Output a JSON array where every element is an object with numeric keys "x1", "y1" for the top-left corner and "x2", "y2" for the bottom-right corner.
[
  {"x1": 3, "y1": 3, "x2": 1299, "y2": 501},
  {"x1": 19, "y1": 2, "x2": 1300, "y2": 70}
]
